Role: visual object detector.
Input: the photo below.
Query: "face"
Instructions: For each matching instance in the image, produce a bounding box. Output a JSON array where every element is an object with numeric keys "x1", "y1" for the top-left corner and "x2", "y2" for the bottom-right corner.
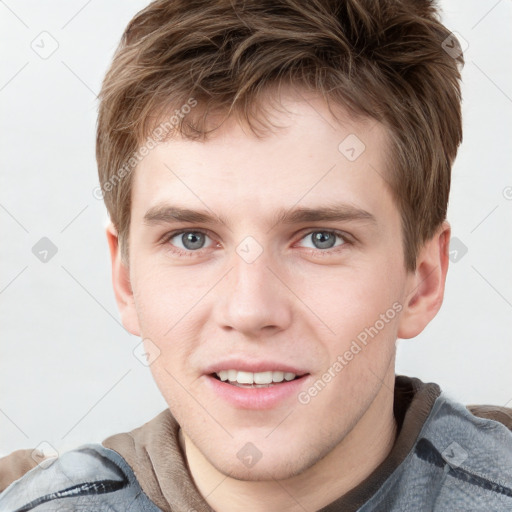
[{"x1": 113, "y1": 90, "x2": 432, "y2": 481}]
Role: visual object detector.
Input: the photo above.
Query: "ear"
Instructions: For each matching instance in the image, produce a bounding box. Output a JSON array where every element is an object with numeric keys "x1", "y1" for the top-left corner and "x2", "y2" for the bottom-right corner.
[
  {"x1": 106, "y1": 223, "x2": 141, "y2": 337},
  {"x1": 397, "y1": 221, "x2": 451, "y2": 339}
]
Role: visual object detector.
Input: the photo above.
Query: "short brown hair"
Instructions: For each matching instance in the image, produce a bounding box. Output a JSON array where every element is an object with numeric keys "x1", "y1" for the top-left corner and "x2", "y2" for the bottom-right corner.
[{"x1": 96, "y1": 0, "x2": 464, "y2": 271}]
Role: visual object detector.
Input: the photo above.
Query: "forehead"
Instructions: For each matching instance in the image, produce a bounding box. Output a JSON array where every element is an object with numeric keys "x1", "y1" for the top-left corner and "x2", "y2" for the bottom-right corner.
[{"x1": 131, "y1": 91, "x2": 395, "y2": 225}]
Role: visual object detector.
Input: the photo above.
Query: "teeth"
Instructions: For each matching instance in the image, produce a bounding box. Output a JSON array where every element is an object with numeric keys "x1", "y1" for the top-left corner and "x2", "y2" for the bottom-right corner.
[
  {"x1": 218, "y1": 370, "x2": 229, "y2": 381},
  {"x1": 254, "y1": 371, "x2": 273, "y2": 384},
  {"x1": 273, "y1": 371, "x2": 284, "y2": 383},
  {"x1": 237, "y1": 371, "x2": 253, "y2": 384},
  {"x1": 214, "y1": 370, "x2": 298, "y2": 384}
]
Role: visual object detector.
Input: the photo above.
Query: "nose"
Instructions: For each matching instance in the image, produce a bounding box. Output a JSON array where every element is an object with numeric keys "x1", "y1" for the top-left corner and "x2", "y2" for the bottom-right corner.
[{"x1": 214, "y1": 242, "x2": 293, "y2": 336}]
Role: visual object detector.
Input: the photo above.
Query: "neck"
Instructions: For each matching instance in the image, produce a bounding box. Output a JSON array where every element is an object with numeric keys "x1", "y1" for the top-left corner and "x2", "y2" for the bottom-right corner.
[{"x1": 179, "y1": 377, "x2": 397, "y2": 512}]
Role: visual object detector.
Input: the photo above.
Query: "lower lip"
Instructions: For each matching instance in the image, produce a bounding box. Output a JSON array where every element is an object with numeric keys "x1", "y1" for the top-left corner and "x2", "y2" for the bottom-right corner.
[{"x1": 205, "y1": 374, "x2": 310, "y2": 410}]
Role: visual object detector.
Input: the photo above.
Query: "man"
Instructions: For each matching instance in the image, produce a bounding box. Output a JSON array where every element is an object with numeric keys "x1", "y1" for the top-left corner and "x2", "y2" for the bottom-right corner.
[{"x1": 1, "y1": 0, "x2": 511, "y2": 510}]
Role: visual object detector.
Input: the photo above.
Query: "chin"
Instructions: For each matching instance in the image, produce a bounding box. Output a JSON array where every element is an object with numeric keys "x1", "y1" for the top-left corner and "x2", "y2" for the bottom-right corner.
[
  {"x1": 203, "y1": 432, "x2": 333, "y2": 481},
  {"x1": 213, "y1": 455, "x2": 313, "y2": 482}
]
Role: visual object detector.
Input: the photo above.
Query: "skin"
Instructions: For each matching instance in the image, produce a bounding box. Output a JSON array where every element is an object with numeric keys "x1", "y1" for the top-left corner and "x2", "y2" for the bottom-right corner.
[{"x1": 107, "y1": 88, "x2": 450, "y2": 512}]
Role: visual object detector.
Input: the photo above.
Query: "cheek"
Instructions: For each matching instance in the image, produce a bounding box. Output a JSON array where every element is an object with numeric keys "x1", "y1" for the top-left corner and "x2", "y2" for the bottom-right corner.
[
  {"x1": 293, "y1": 261, "x2": 403, "y2": 341},
  {"x1": 131, "y1": 265, "x2": 209, "y2": 382},
  {"x1": 132, "y1": 262, "x2": 204, "y2": 337}
]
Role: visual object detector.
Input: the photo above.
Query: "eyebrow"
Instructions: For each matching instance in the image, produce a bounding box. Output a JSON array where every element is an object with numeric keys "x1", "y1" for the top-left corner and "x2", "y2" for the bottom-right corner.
[{"x1": 143, "y1": 203, "x2": 377, "y2": 228}]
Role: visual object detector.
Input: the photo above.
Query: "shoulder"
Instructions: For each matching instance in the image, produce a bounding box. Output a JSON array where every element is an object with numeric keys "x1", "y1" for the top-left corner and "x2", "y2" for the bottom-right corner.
[
  {"x1": 424, "y1": 395, "x2": 512, "y2": 453},
  {"x1": 467, "y1": 404, "x2": 512, "y2": 431},
  {"x1": 0, "y1": 448, "x2": 42, "y2": 493},
  {"x1": 0, "y1": 443, "x2": 160, "y2": 511},
  {"x1": 377, "y1": 394, "x2": 512, "y2": 511},
  {"x1": 414, "y1": 395, "x2": 512, "y2": 506}
]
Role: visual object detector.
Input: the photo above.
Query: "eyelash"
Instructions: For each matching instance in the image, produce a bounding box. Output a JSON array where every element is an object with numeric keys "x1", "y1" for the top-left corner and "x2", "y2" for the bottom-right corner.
[{"x1": 160, "y1": 228, "x2": 352, "y2": 258}]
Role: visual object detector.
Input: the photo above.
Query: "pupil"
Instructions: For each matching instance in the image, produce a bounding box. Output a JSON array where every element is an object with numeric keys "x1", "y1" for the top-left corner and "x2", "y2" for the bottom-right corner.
[
  {"x1": 182, "y1": 232, "x2": 204, "y2": 250},
  {"x1": 313, "y1": 232, "x2": 335, "y2": 249}
]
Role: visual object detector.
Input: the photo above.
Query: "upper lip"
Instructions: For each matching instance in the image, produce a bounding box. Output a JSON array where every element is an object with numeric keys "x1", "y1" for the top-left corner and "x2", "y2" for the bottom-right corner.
[{"x1": 203, "y1": 359, "x2": 309, "y2": 376}]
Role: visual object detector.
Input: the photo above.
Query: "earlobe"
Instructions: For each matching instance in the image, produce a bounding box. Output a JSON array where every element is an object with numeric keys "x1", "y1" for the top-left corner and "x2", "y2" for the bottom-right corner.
[
  {"x1": 397, "y1": 222, "x2": 451, "y2": 339},
  {"x1": 106, "y1": 223, "x2": 141, "y2": 337}
]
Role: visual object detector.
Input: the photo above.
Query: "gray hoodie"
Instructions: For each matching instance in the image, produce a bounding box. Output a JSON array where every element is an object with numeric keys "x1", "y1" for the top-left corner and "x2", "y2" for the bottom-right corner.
[{"x1": 1, "y1": 376, "x2": 511, "y2": 511}]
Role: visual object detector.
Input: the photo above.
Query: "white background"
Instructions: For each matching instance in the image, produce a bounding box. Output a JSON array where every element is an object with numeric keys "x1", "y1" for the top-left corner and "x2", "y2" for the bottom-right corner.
[{"x1": 1, "y1": 0, "x2": 511, "y2": 457}]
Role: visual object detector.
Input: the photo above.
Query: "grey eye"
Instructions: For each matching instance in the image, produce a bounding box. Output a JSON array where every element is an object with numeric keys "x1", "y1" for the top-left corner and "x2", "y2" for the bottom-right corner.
[
  {"x1": 170, "y1": 231, "x2": 210, "y2": 251},
  {"x1": 311, "y1": 232, "x2": 336, "y2": 249},
  {"x1": 298, "y1": 231, "x2": 344, "y2": 250}
]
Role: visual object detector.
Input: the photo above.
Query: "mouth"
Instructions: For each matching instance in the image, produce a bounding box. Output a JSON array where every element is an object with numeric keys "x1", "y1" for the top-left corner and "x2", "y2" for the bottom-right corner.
[
  {"x1": 210, "y1": 370, "x2": 308, "y2": 388},
  {"x1": 205, "y1": 368, "x2": 311, "y2": 409}
]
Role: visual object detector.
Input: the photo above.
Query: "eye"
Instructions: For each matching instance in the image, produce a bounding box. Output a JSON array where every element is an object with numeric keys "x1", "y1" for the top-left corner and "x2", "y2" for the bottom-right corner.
[
  {"x1": 161, "y1": 228, "x2": 350, "y2": 257},
  {"x1": 296, "y1": 230, "x2": 347, "y2": 251},
  {"x1": 166, "y1": 230, "x2": 214, "y2": 252}
]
